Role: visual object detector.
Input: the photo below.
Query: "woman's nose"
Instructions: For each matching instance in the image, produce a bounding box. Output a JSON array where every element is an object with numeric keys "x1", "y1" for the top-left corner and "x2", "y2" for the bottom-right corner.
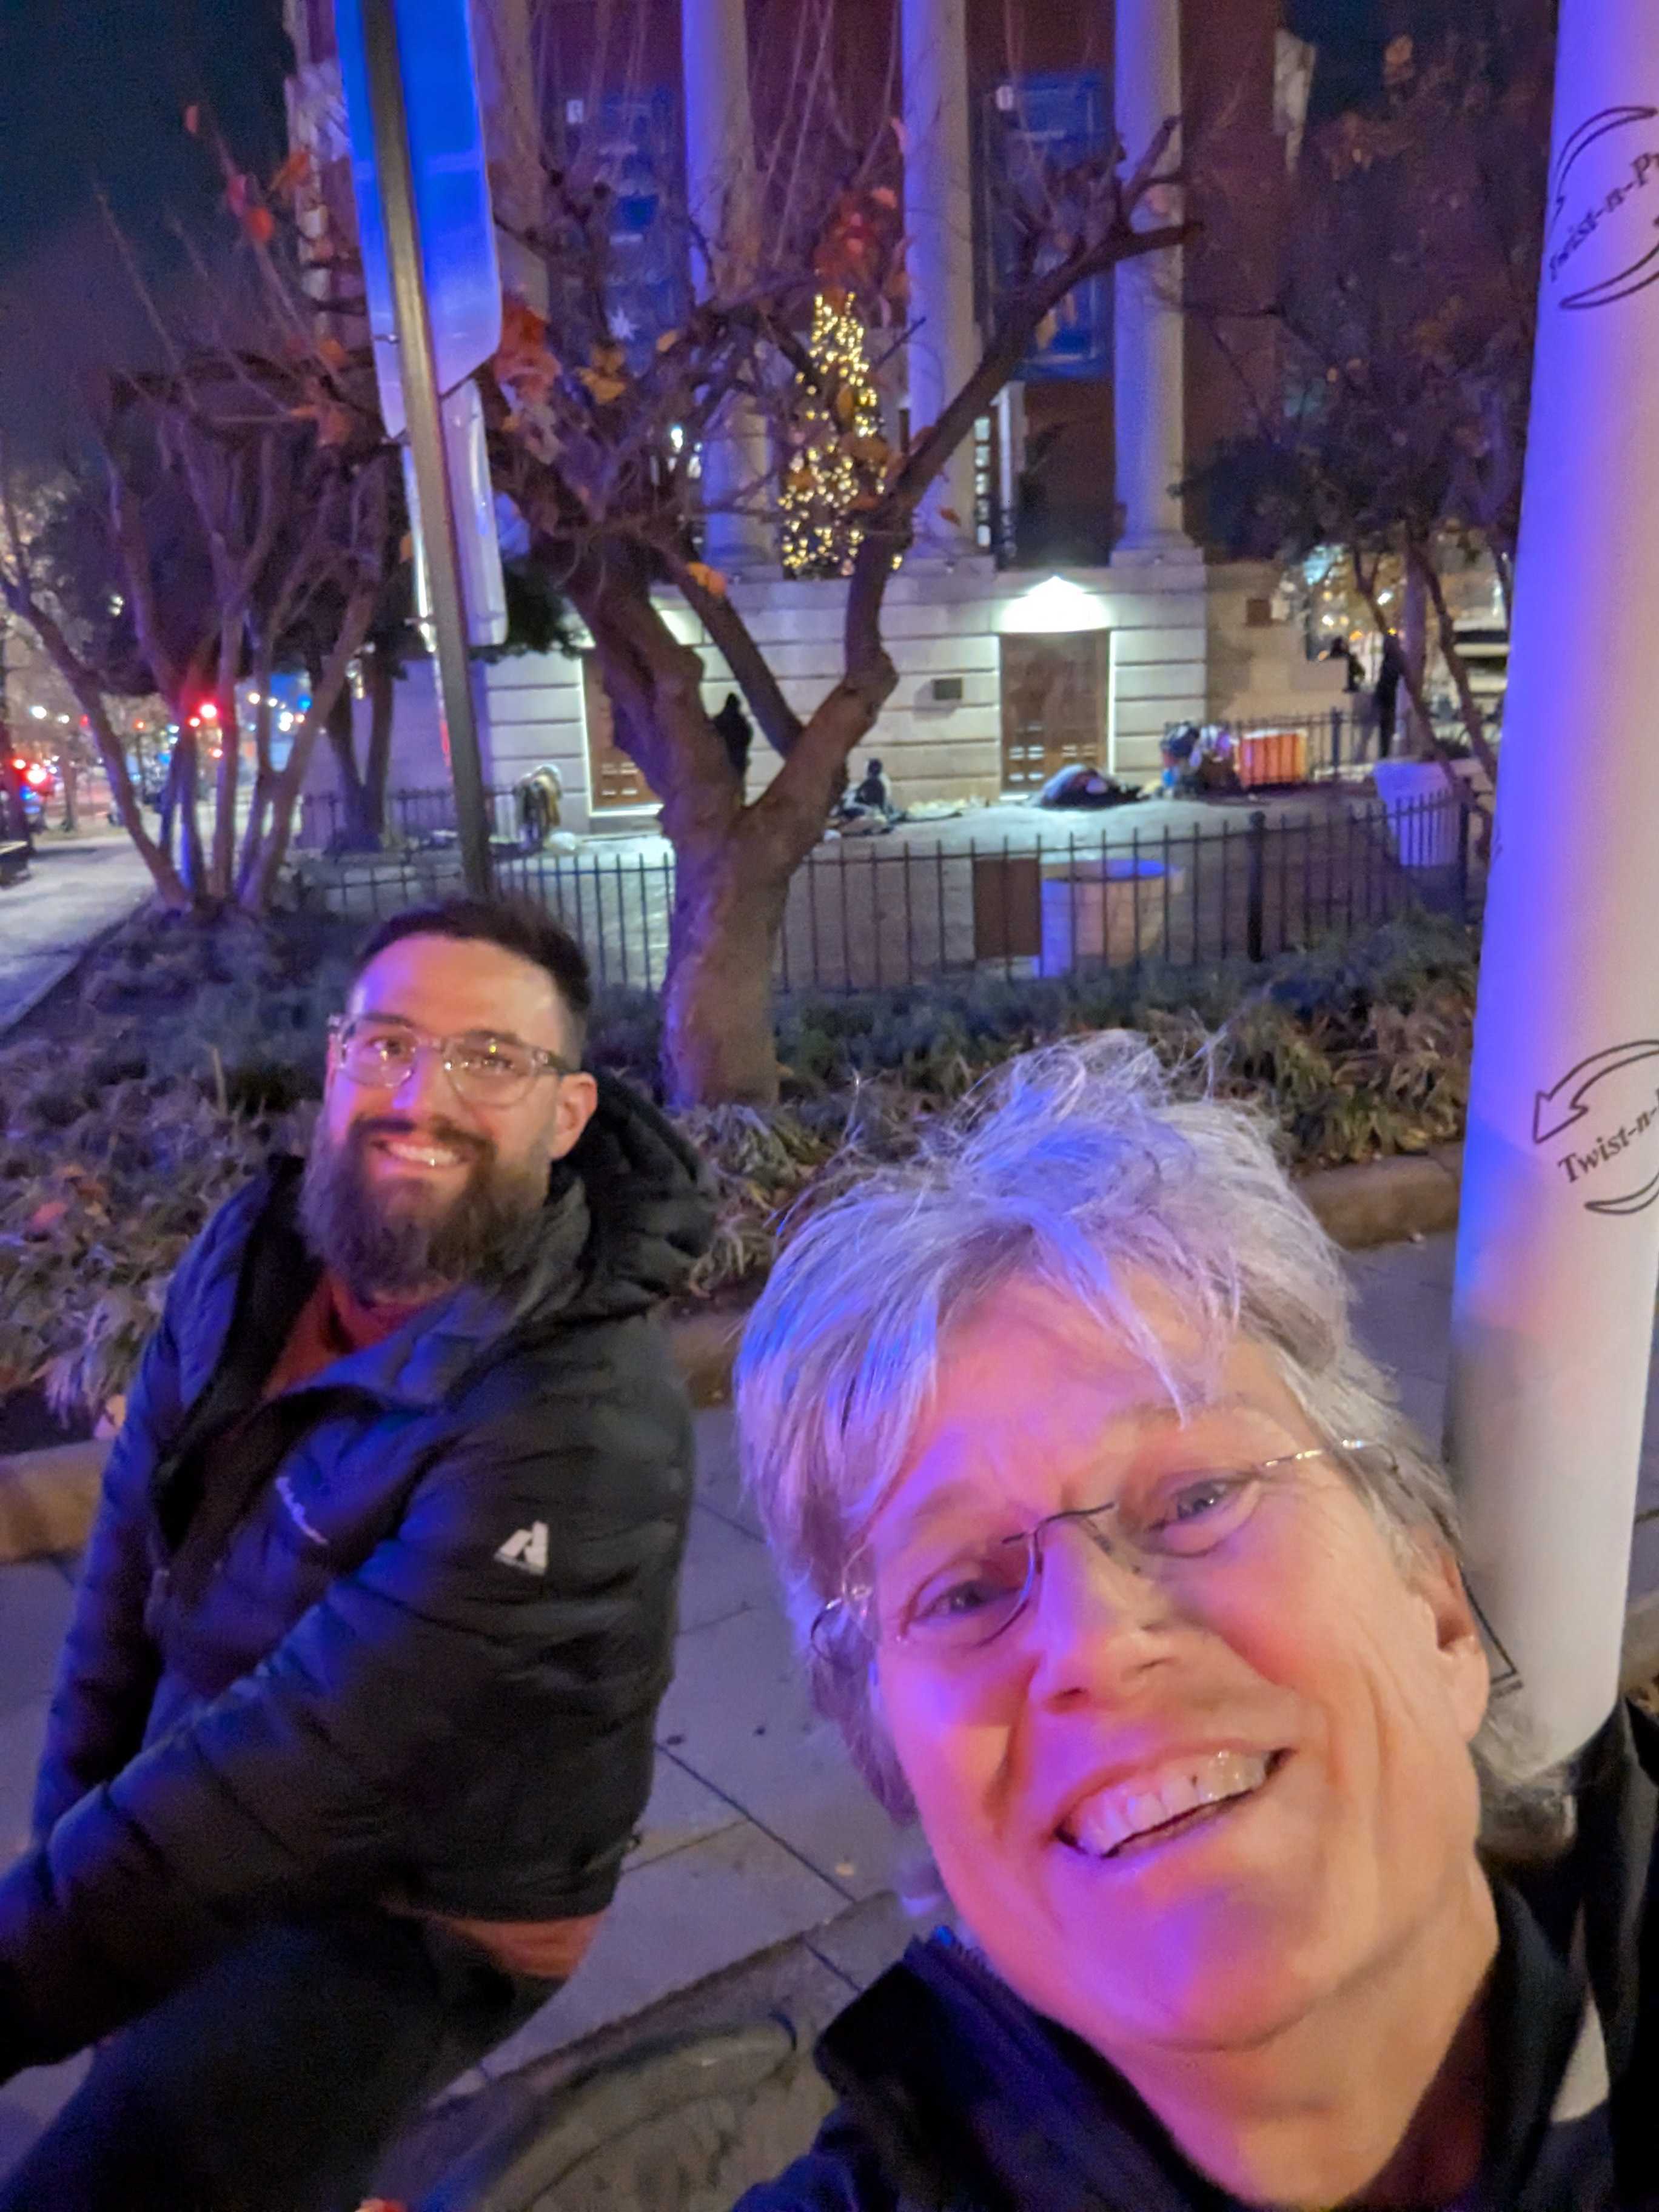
[{"x1": 1024, "y1": 1522, "x2": 1179, "y2": 1706}]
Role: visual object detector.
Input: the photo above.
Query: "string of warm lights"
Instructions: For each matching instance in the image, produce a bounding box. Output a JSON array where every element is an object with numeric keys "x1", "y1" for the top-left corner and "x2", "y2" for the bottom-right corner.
[{"x1": 779, "y1": 293, "x2": 883, "y2": 578}]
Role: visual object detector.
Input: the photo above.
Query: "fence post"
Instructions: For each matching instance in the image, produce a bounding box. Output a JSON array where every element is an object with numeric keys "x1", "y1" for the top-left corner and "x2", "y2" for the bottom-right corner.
[
  {"x1": 1455, "y1": 795, "x2": 1472, "y2": 925},
  {"x1": 1245, "y1": 808, "x2": 1267, "y2": 963},
  {"x1": 1330, "y1": 705, "x2": 1343, "y2": 780}
]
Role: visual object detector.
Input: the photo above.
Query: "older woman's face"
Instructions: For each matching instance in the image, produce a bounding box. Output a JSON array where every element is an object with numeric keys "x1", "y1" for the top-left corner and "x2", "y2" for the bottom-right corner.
[{"x1": 868, "y1": 1278, "x2": 1489, "y2": 2062}]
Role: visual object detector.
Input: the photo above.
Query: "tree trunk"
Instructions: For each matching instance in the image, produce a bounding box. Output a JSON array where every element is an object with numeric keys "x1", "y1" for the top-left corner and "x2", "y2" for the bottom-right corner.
[
  {"x1": 1400, "y1": 561, "x2": 1431, "y2": 757},
  {"x1": 210, "y1": 684, "x2": 242, "y2": 899},
  {"x1": 365, "y1": 649, "x2": 395, "y2": 838},
  {"x1": 660, "y1": 828, "x2": 798, "y2": 1107},
  {"x1": 324, "y1": 683, "x2": 375, "y2": 848},
  {"x1": 3, "y1": 586, "x2": 190, "y2": 902},
  {"x1": 1414, "y1": 547, "x2": 1503, "y2": 789},
  {"x1": 238, "y1": 575, "x2": 380, "y2": 913},
  {"x1": 176, "y1": 731, "x2": 208, "y2": 899},
  {"x1": 235, "y1": 648, "x2": 279, "y2": 894},
  {"x1": 60, "y1": 754, "x2": 79, "y2": 833}
]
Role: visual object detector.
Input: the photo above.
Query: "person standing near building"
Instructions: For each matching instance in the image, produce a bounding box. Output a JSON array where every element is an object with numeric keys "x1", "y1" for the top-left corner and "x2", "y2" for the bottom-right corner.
[{"x1": 0, "y1": 897, "x2": 714, "y2": 2211}]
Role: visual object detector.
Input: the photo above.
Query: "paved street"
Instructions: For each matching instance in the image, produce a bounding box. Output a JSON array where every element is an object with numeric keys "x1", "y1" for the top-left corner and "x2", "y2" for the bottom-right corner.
[
  {"x1": 3, "y1": 1229, "x2": 1657, "y2": 2179},
  {"x1": 0, "y1": 833, "x2": 155, "y2": 1034}
]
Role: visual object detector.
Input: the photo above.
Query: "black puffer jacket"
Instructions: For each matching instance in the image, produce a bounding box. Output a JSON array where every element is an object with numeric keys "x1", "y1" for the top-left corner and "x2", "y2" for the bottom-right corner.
[
  {"x1": 739, "y1": 1706, "x2": 1659, "y2": 2211},
  {"x1": 0, "y1": 1077, "x2": 714, "y2": 2077}
]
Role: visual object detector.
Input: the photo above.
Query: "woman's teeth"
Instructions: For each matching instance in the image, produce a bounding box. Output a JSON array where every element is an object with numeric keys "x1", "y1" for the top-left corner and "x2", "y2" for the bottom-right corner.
[{"x1": 1064, "y1": 1750, "x2": 1272, "y2": 1858}]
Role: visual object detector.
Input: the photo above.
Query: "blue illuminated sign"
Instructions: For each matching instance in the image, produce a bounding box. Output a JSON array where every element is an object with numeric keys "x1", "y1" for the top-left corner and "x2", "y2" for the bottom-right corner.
[
  {"x1": 334, "y1": 0, "x2": 503, "y2": 436},
  {"x1": 982, "y1": 72, "x2": 1113, "y2": 381}
]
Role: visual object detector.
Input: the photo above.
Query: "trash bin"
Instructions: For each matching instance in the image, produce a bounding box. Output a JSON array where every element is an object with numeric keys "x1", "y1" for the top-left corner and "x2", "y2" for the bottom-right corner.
[
  {"x1": 1372, "y1": 760, "x2": 1461, "y2": 867},
  {"x1": 1038, "y1": 855, "x2": 1180, "y2": 974},
  {"x1": 1237, "y1": 728, "x2": 1306, "y2": 789}
]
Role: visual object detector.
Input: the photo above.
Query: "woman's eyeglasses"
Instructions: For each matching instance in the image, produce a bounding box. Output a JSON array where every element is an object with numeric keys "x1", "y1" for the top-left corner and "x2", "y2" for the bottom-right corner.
[{"x1": 811, "y1": 1441, "x2": 1397, "y2": 1662}]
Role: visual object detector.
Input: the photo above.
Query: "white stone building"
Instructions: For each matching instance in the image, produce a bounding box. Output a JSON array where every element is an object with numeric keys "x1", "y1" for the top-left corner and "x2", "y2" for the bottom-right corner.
[{"x1": 286, "y1": 0, "x2": 1345, "y2": 838}]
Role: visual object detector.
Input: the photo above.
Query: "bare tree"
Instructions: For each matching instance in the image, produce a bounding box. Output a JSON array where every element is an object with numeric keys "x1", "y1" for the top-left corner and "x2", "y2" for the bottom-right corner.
[
  {"x1": 1, "y1": 460, "x2": 192, "y2": 903},
  {"x1": 1184, "y1": 26, "x2": 1551, "y2": 787},
  {"x1": 483, "y1": 2, "x2": 1187, "y2": 1105},
  {"x1": 2, "y1": 136, "x2": 401, "y2": 913}
]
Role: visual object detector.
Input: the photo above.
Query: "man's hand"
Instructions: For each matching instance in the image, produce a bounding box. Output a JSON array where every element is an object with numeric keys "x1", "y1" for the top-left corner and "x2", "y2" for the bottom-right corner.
[{"x1": 420, "y1": 1907, "x2": 605, "y2": 1982}]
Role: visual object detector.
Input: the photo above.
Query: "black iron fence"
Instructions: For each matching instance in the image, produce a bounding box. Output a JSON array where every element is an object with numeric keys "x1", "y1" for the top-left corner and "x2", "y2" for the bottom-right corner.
[
  {"x1": 295, "y1": 785, "x2": 522, "y2": 852},
  {"x1": 291, "y1": 709, "x2": 1481, "y2": 857},
  {"x1": 292, "y1": 791, "x2": 1478, "y2": 996}
]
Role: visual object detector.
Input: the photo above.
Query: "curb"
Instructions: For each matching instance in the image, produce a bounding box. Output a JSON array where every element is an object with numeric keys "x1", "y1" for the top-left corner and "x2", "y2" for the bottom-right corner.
[
  {"x1": 1296, "y1": 1144, "x2": 1463, "y2": 1250},
  {"x1": 0, "y1": 1439, "x2": 110, "y2": 1563},
  {"x1": 412, "y1": 2021, "x2": 806, "y2": 2212},
  {"x1": 0, "y1": 880, "x2": 152, "y2": 1041}
]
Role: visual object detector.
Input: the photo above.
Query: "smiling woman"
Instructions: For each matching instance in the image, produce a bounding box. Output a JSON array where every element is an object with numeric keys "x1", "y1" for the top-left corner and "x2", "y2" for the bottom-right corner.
[{"x1": 732, "y1": 1040, "x2": 1659, "y2": 2212}]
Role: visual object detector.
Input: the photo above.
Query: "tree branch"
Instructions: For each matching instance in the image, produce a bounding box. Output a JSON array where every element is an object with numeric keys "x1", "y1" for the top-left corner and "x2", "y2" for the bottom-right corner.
[
  {"x1": 107, "y1": 474, "x2": 183, "y2": 706},
  {"x1": 662, "y1": 550, "x2": 803, "y2": 758}
]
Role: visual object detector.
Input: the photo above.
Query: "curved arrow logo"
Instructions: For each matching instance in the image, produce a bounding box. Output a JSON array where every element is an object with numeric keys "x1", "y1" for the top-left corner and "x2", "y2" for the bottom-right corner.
[
  {"x1": 1533, "y1": 1041, "x2": 1659, "y2": 1144},
  {"x1": 1536, "y1": 1040, "x2": 1659, "y2": 1218},
  {"x1": 1545, "y1": 105, "x2": 1659, "y2": 310},
  {"x1": 1587, "y1": 1167, "x2": 1659, "y2": 1219}
]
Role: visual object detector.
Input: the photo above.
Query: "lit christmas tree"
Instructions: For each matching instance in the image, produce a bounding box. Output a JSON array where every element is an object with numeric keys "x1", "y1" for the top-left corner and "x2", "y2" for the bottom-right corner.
[{"x1": 779, "y1": 294, "x2": 888, "y2": 578}]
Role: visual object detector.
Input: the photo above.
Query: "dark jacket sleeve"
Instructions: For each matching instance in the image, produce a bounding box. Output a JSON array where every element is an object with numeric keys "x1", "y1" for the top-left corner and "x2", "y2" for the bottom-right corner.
[
  {"x1": 0, "y1": 1377, "x2": 687, "y2": 2076},
  {"x1": 732, "y1": 2110, "x2": 902, "y2": 2212},
  {"x1": 27, "y1": 1202, "x2": 240, "y2": 1837}
]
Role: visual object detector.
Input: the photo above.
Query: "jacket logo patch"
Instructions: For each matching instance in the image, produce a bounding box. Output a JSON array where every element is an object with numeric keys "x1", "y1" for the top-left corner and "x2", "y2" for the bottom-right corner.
[
  {"x1": 276, "y1": 1474, "x2": 327, "y2": 1547},
  {"x1": 495, "y1": 1521, "x2": 549, "y2": 1575}
]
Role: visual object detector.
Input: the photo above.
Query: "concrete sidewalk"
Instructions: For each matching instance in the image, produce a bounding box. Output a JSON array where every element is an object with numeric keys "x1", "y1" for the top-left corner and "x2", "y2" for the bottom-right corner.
[
  {"x1": 0, "y1": 832, "x2": 155, "y2": 1034},
  {"x1": 4, "y1": 1228, "x2": 1658, "y2": 2179}
]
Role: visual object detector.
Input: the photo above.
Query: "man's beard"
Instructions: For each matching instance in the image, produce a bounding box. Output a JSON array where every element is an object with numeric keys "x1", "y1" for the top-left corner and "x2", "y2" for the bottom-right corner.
[{"x1": 299, "y1": 1115, "x2": 551, "y2": 1303}]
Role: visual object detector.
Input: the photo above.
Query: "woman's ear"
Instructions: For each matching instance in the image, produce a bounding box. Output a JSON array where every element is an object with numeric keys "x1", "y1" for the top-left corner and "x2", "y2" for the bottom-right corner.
[{"x1": 1416, "y1": 1543, "x2": 1491, "y2": 1745}]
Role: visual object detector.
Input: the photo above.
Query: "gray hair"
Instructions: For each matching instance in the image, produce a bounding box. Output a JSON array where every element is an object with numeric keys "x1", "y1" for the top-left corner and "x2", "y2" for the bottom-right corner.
[{"x1": 736, "y1": 1037, "x2": 1545, "y2": 1841}]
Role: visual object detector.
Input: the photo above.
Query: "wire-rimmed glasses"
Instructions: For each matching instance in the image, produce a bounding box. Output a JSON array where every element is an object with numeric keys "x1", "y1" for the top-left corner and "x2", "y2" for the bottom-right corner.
[
  {"x1": 810, "y1": 1441, "x2": 1398, "y2": 1663},
  {"x1": 328, "y1": 1015, "x2": 573, "y2": 1110}
]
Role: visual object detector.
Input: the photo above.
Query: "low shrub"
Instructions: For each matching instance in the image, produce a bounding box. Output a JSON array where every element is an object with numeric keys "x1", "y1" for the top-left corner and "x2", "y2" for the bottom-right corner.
[{"x1": 0, "y1": 905, "x2": 1478, "y2": 1418}]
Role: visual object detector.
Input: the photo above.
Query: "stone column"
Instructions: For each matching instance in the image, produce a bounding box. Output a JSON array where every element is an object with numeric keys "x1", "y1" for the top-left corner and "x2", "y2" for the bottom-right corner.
[
  {"x1": 902, "y1": 0, "x2": 980, "y2": 558},
  {"x1": 682, "y1": 0, "x2": 771, "y2": 572},
  {"x1": 1112, "y1": 0, "x2": 1193, "y2": 557}
]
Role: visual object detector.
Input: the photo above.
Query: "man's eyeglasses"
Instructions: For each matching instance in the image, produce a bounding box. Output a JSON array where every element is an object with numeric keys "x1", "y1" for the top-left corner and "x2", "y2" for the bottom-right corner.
[
  {"x1": 329, "y1": 1016, "x2": 573, "y2": 1109},
  {"x1": 811, "y1": 1441, "x2": 1396, "y2": 1663}
]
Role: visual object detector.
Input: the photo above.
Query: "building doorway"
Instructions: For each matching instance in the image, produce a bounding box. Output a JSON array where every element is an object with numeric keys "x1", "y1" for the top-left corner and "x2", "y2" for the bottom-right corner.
[
  {"x1": 581, "y1": 655, "x2": 657, "y2": 811},
  {"x1": 999, "y1": 631, "x2": 1110, "y2": 791}
]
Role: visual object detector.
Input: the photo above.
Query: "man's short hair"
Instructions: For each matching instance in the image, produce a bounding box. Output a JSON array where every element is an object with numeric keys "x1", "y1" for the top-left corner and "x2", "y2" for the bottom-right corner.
[{"x1": 352, "y1": 896, "x2": 593, "y2": 1051}]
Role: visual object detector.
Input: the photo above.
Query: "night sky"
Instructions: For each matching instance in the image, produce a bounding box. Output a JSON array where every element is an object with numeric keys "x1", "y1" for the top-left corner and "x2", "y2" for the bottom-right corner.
[
  {"x1": 0, "y1": 0, "x2": 1429, "y2": 447},
  {"x1": 0, "y1": 0, "x2": 291, "y2": 447}
]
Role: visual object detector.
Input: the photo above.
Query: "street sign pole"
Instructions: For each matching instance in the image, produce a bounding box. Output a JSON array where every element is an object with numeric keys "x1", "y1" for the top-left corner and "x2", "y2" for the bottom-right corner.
[
  {"x1": 1447, "y1": 4, "x2": 1659, "y2": 1769},
  {"x1": 358, "y1": 0, "x2": 493, "y2": 898}
]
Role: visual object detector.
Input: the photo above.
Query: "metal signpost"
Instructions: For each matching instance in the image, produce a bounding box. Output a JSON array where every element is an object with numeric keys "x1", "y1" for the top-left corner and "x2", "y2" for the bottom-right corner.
[
  {"x1": 1447, "y1": 4, "x2": 1659, "y2": 1769},
  {"x1": 335, "y1": 0, "x2": 506, "y2": 897}
]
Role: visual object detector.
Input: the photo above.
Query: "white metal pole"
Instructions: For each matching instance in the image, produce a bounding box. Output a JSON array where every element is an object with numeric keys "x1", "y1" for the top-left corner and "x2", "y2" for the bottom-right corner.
[
  {"x1": 1447, "y1": 10, "x2": 1659, "y2": 1768},
  {"x1": 361, "y1": 0, "x2": 493, "y2": 897}
]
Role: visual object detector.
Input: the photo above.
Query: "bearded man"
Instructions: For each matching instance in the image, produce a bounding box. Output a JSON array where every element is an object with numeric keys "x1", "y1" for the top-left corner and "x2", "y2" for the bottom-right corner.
[{"x1": 0, "y1": 897, "x2": 713, "y2": 2212}]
